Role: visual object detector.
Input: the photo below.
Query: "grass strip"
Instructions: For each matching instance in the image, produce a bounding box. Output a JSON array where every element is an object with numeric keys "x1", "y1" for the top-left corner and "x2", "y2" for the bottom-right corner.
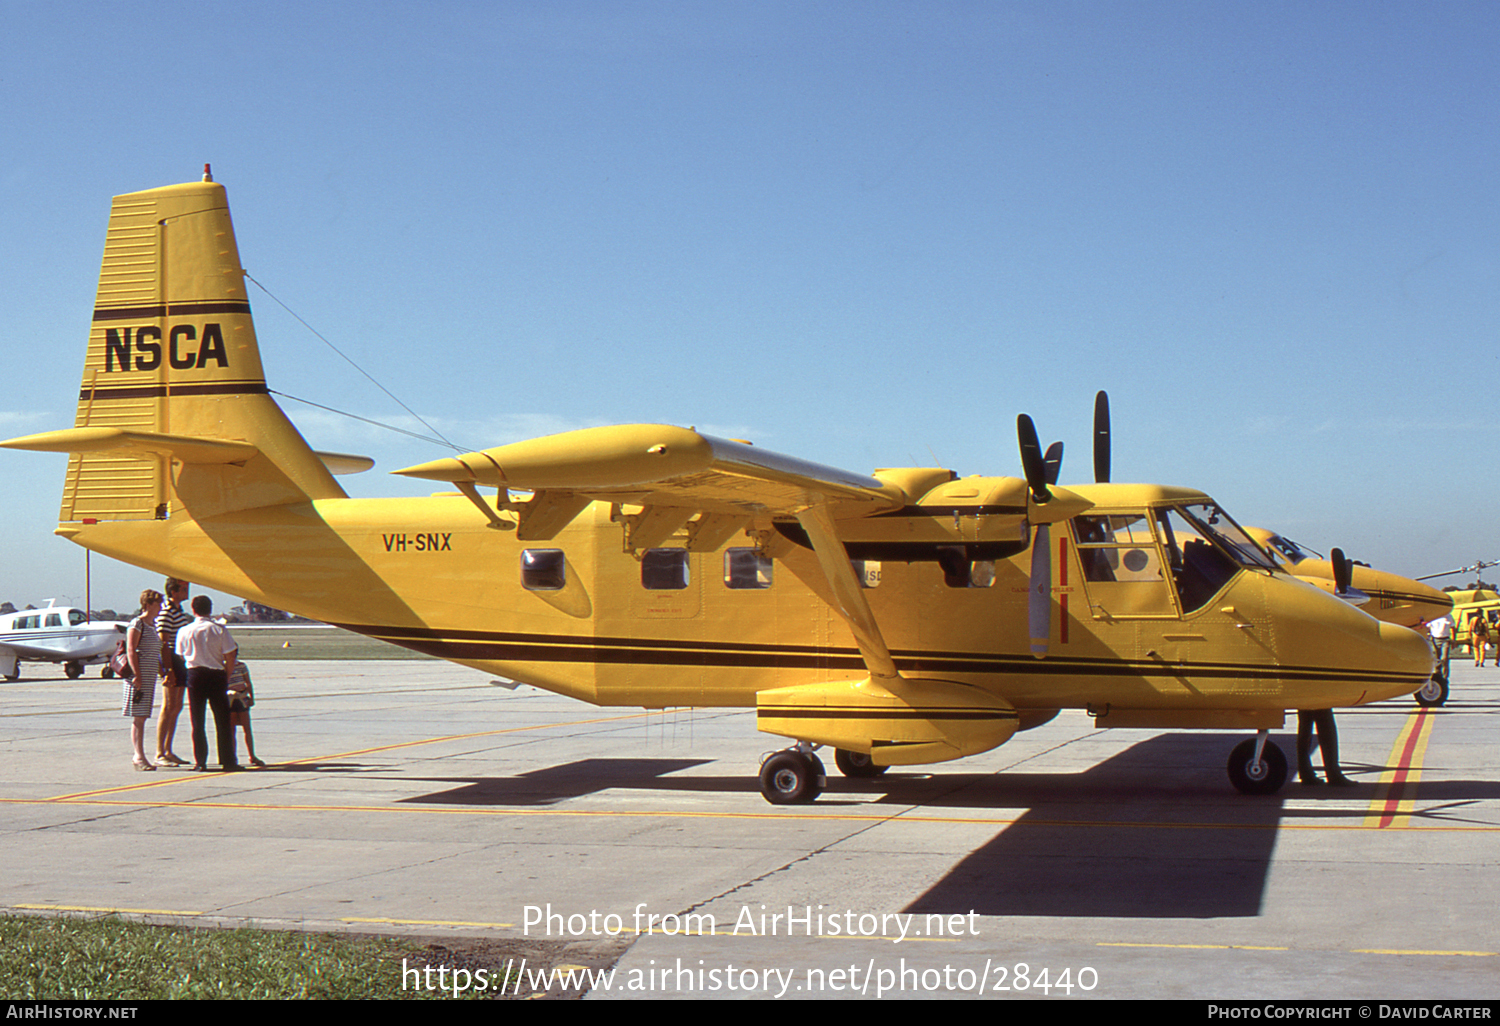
[{"x1": 0, "y1": 914, "x2": 476, "y2": 1000}]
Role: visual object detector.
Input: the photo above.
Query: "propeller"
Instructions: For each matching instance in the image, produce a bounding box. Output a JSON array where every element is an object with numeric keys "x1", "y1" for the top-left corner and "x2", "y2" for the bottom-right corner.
[
  {"x1": 1043, "y1": 441, "x2": 1064, "y2": 487},
  {"x1": 1328, "y1": 547, "x2": 1373, "y2": 606},
  {"x1": 1093, "y1": 390, "x2": 1111, "y2": 484},
  {"x1": 1017, "y1": 414, "x2": 1054, "y2": 657},
  {"x1": 1017, "y1": 414, "x2": 1051, "y2": 504},
  {"x1": 1331, "y1": 548, "x2": 1353, "y2": 596}
]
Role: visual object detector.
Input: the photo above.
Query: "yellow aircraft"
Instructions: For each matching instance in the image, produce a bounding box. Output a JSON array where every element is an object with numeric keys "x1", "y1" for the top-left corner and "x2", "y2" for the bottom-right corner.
[
  {"x1": 2, "y1": 174, "x2": 1435, "y2": 801},
  {"x1": 1242, "y1": 528, "x2": 1452, "y2": 630}
]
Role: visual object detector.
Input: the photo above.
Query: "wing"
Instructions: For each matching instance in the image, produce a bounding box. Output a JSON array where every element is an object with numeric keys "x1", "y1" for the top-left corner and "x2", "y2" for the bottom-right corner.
[
  {"x1": 394, "y1": 424, "x2": 906, "y2": 527},
  {"x1": 395, "y1": 423, "x2": 1091, "y2": 685}
]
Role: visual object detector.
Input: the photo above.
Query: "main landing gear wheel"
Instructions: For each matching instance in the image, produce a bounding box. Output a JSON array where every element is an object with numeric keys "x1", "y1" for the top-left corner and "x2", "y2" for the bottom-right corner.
[
  {"x1": 1415, "y1": 675, "x2": 1448, "y2": 707},
  {"x1": 759, "y1": 750, "x2": 825, "y2": 805},
  {"x1": 101, "y1": 665, "x2": 115, "y2": 679},
  {"x1": 834, "y1": 748, "x2": 888, "y2": 778},
  {"x1": 64, "y1": 661, "x2": 84, "y2": 680},
  {"x1": 1227, "y1": 737, "x2": 1287, "y2": 795}
]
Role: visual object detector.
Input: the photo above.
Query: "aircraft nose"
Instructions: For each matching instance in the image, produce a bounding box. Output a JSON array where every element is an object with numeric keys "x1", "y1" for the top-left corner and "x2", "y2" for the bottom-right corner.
[{"x1": 1376, "y1": 620, "x2": 1436, "y2": 689}]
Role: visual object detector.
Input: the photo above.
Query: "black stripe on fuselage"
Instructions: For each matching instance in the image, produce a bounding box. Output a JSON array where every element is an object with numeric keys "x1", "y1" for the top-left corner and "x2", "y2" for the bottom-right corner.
[
  {"x1": 762, "y1": 707, "x2": 1020, "y2": 722},
  {"x1": 329, "y1": 622, "x2": 1428, "y2": 686}
]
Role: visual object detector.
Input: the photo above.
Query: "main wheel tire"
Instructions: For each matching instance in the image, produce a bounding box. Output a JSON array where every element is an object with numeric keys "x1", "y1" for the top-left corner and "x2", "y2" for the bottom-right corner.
[
  {"x1": 1227, "y1": 738, "x2": 1288, "y2": 795},
  {"x1": 101, "y1": 665, "x2": 115, "y2": 679},
  {"x1": 834, "y1": 748, "x2": 888, "y2": 778},
  {"x1": 64, "y1": 662, "x2": 83, "y2": 680},
  {"x1": 760, "y1": 751, "x2": 824, "y2": 805},
  {"x1": 1415, "y1": 676, "x2": 1448, "y2": 707}
]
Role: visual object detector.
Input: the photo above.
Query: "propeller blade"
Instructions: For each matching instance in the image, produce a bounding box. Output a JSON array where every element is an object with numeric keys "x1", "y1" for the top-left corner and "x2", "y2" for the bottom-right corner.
[
  {"x1": 1332, "y1": 547, "x2": 1352, "y2": 595},
  {"x1": 1017, "y1": 414, "x2": 1050, "y2": 504},
  {"x1": 1093, "y1": 390, "x2": 1111, "y2": 484},
  {"x1": 1043, "y1": 441, "x2": 1064, "y2": 486},
  {"x1": 1029, "y1": 524, "x2": 1051, "y2": 658}
]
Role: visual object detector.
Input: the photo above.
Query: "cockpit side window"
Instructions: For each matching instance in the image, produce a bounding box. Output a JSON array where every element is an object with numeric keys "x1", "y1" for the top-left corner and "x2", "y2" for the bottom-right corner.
[{"x1": 1071, "y1": 514, "x2": 1177, "y2": 617}]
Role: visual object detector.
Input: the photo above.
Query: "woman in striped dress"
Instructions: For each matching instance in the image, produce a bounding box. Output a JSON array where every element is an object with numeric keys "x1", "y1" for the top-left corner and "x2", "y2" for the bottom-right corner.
[{"x1": 124, "y1": 589, "x2": 163, "y2": 770}]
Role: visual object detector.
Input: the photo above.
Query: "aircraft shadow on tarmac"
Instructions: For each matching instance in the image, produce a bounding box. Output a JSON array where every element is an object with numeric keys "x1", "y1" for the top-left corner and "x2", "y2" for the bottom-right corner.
[
  {"x1": 394, "y1": 758, "x2": 716, "y2": 806},
  {"x1": 386, "y1": 734, "x2": 1295, "y2": 917}
]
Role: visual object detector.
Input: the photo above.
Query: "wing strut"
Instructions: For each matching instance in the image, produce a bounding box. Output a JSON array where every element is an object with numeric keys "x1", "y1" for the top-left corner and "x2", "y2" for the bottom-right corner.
[{"x1": 794, "y1": 502, "x2": 901, "y2": 681}]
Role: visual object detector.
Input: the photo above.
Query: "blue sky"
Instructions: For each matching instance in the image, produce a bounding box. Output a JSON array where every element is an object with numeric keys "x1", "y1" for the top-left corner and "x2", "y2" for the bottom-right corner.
[{"x1": 2, "y1": 0, "x2": 1498, "y2": 611}]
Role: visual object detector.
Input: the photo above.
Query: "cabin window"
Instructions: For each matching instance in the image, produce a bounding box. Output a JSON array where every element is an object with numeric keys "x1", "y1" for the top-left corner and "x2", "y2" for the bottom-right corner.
[
  {"x1": 17, "y1": 616, "x2": 39, "y2": 630},
  {"x1": 46, "y1": 614, "x2": 62, "y2": 627},
  {"x1": 1072, "y1": 514, "x2": 1177, "y2": 617},
  {"x1": 68, "y1": 610, "x2": 87, "y2": 626},
  {"x1": 641, "y1": 548, "x2": 690, "y2": 590},
  {"x1": 521, "y1": 549, "x2": 567, "y2": 591},
  {"x1": 724, "y1": 548, "x2": 772, "y2": 589}
]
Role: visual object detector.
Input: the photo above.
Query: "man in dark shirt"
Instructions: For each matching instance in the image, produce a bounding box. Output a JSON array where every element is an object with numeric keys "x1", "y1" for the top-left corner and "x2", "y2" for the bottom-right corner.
[{"x1": 154, "y1": 578, "x2": 193, "y2": 766}]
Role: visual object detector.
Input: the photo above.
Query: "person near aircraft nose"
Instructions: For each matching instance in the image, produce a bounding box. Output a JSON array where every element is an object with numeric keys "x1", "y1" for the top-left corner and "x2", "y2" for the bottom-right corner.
[
  {"x1": 124, "y1": 589, "x2": 163, "y2": 770},
  {"x1": 1428, "y1": 613, "x2": 1453, "y2": 673},
  {"x1": 1297, "y1": 709, "x2": 1354, "y2": 786},
  {"x1": 154, "y1": 578, "x2": 193, "y2": 766},
  {"x1": 177, "y1": 595, "x2": 240, "y2": 772}
]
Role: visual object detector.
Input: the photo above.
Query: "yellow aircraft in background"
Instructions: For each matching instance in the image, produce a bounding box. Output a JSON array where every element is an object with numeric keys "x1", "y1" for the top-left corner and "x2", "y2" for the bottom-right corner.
[
  {"x1": 1242, "y1": 528, "x2": 1452, "y2": 630},
  {"x1": 2, "y1": 175, "x2": 1434, "y2": 801}
]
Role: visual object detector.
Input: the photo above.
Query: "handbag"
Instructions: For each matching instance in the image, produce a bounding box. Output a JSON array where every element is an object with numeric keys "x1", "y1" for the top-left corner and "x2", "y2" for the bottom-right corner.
[{"x1": 110, "y1": 639, "x2": 134, "y2": 680}]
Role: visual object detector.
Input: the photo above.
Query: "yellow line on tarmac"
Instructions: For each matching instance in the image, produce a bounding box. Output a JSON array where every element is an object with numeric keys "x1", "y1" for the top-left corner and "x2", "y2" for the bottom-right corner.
[
  {"x1": 1352, "y1": 948, "x2": 1499, "y2": 957},
  {"x1": 43, "y1": 710, "x2": 658, "y2": 802},
  {"x1": 1364, "y1": 707, "x2": 1436, "y2": 828},
  {"x1": 6, "y1": 793, "x2": 1499, "y2": 832},
  {"x1": 345, "y1": 917, "x2": 517, "y2": 929},
  {"x1": 14, "y1": 903, "x2": 203, "y2": 916},
  {"x1": 1098, "y1": 942, "x2": 1289, "y2": 951}
]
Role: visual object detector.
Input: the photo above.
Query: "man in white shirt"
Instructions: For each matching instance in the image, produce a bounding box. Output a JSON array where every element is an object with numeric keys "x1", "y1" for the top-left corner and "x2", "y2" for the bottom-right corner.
[
  {"x1": 176, "y1": 595, "x2": 240, "y2": 772},
  {"x1": 1428, "y1": 613, "x2": 1453, "y2": 669}
]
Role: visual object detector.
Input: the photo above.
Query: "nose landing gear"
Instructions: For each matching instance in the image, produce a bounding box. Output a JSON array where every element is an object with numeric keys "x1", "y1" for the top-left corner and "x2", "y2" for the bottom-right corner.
[{"x1": 1227, "y1": 730, "x2": 1288, "y2": 795}]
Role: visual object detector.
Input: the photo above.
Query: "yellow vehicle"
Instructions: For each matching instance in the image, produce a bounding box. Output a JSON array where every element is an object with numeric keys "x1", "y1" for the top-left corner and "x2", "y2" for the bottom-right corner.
[
  {"x1": 2, "y1": 175, "x2": 1434, "y2": 801},
  {"x1": 1444, "y1": 589, "x2": 1500, "y2": 654},
  {"x1": 1243, "y1": 528, "x2": 1452, "y2": 629}
]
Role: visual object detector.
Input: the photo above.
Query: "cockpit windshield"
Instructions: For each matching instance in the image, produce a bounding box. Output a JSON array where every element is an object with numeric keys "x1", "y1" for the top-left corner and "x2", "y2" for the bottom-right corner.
[
  {"x1": 1263, "y1": 533, "x2": 1319, "y2": 566},
  {"x1": 1171, "y1": 503, "x2": 1278, "y2": 571}
]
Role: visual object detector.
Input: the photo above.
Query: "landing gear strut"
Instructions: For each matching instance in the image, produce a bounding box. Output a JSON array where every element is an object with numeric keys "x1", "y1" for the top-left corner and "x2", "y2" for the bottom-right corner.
[
  {"x1": 759, "y1": 744, "x2": 826, "y2": 805},
  {"x1": 1227, "y1": 731, "x2": 1287, "y2": 795}
]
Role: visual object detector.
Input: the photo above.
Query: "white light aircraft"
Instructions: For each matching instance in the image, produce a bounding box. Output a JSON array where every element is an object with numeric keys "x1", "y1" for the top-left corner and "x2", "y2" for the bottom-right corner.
[{"x1": 0, "y1": 601, "x2": 128, "y2": 680}]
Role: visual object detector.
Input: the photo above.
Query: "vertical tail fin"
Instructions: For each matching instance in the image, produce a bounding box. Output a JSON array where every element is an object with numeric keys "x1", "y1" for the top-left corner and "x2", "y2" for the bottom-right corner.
[{"x1": 17, "y1": 177, "x2": 345, "y2": 522}]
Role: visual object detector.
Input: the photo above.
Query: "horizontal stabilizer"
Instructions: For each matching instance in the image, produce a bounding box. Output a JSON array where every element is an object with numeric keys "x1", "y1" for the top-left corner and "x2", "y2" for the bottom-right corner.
[
  {"x1": 314, "y1": 450, "x2": 375, "y2": 475},
  {"x1": 1, "y1": 427, "x2": 259, "y2": 465}
]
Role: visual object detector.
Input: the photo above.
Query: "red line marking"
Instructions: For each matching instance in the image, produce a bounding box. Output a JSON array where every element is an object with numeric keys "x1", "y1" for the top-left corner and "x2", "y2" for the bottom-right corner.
[{"x1": 1377, "y1": 709, "x2": 1430, "y2": 828}]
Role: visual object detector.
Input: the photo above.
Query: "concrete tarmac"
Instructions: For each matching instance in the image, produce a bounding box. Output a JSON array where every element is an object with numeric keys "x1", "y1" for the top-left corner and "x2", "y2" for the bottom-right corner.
[{"x1": 2, "y1": 658, "x2": 1496, "y2": 1001}]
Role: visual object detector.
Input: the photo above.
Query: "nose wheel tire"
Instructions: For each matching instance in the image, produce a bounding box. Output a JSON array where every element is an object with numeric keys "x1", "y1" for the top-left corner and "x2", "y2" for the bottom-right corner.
[
  {"x1": 1227, "y1": 737, "x2": 1287, "y2": 795},
  {"x1": 1415, "y1": 676, "x2": 1448, "y2": 707},
  {"x1": 834, "y1": 748, "x2": 888, "y2": 778},
  {"x1": 760, "y1": 751, "x2": 825, "y2": 805}
]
